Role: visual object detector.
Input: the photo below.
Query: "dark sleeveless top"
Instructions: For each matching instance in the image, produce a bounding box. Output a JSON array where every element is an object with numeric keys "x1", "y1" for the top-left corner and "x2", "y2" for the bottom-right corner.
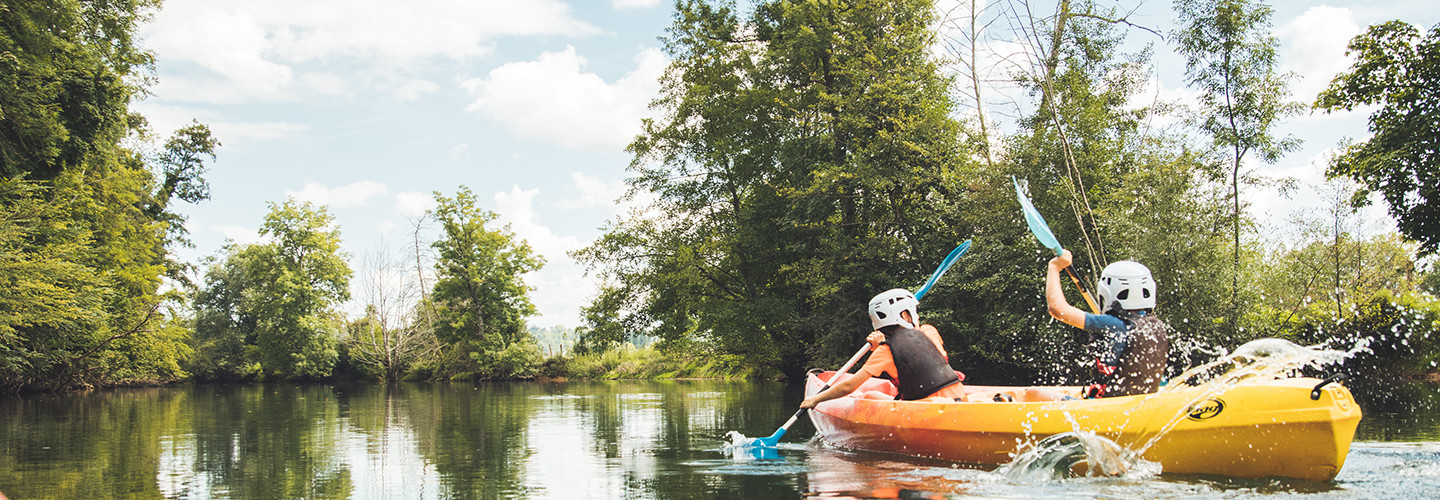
[
  {"x1": 882, "y1": 326, "x2": 961, "y2": 400},
  {"x1": 1105, "y1": 311, "x2": 1169, "y2": 397}
]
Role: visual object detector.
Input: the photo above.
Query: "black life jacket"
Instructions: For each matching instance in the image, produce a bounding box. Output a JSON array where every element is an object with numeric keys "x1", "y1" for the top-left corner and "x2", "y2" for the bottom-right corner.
[
  {"x1": 881, "y1": 326, "x2": 961, "y2": 401},
  {"x1": 1103, "y1": 310, "x2": 1170, "y2": 397}
]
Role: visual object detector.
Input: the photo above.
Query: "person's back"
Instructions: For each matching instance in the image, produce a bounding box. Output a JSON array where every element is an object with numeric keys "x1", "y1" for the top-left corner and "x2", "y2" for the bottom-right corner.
[
  {"x1": 800, "y1": 289, "x2": 966, "y2": 410},
  {"x1": 1046, "y1": 252, "x2": 1170, "y2": 398}
]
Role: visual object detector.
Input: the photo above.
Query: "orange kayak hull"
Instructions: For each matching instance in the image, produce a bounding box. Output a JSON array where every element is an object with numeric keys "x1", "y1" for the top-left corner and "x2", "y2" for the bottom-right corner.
[{"x1": 805, "y1": 371, "x2": 1361, "y2": 481}]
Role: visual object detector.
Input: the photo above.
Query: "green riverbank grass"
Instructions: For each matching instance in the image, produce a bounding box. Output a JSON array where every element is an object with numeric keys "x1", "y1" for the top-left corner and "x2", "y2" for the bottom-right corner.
[{"x1": 541, "y1": 345, "x2": 772, "y2": 380}]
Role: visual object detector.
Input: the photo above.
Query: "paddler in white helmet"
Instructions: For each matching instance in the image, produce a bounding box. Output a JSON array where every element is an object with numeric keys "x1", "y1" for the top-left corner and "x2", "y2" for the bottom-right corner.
[
  {"x1": 1046, "y1": 250, "x2": 1170, "y2": 398},
  {"x1": 800, "y1": 288, "x2": 968, "y2": 409}
]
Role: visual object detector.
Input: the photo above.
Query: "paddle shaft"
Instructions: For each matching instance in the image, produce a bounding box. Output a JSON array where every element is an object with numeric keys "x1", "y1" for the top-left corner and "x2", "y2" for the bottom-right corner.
[
  {"x1": 777, "y1": 343, "x2": 873, "y2": 432},
  {"x1": 762, "y1": 242, "x2": 965, "y2": 445},
  {"x1": 1063, "y1": 265, "x2": 1102, "y2": 314}
]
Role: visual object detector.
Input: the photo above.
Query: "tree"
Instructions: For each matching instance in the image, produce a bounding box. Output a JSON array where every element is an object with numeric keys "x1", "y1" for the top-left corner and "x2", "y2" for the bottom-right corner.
[
  {"x1": 1254, "y1": 179, "x2": 1420, "y2": 327},
  {"x1": 1173, "y1": 0, "x2": 1303, "y2": 326},
  {"x1": 429, "y1": 187, "x2": 543, "y2": 377},
  {"x1": 190, "y1": 244, "x2": 261, "y2": 380},
  {"x1": 250, "y1": 200, "x2": 351, "y2": 378},
  {"x1": 190, "y1": 200, "x2": 351, "y2": 380},
  {"x1": 1316, "y1": 21, "x2": 1440, "y2": 256},
  {"x1": 1, "y1": 0, "x2": 218, "y2": 390},
  {"x1": 576, "y1": 0, "x2": 970, "y2": 377},
  {"x1": 0, "y1": 0, "x2": 159, "y2": 180},
  {"x1": 347, "y1": 245, "x2": 439, "y2": 381}
]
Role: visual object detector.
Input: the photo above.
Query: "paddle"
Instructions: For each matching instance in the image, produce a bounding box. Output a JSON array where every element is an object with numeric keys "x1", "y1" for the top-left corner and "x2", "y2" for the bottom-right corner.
[
  {"x1": 916, "y1": 240, "x2": 971, "y2": 300},
  {"x1": 747, "y1": 240, "x2": 973, "y2": 447},
  {"x1": 747, "y1": 343, "x2": 872, "y2": 447},
  {"x1": 1012, "y1": 176, "x2": 1101, "y2": 314}
]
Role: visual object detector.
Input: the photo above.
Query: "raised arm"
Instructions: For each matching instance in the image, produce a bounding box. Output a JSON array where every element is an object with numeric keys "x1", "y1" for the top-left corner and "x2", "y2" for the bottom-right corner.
[{"x1": 1046, "y1": 249, "x2": 1087, "y2": 329}]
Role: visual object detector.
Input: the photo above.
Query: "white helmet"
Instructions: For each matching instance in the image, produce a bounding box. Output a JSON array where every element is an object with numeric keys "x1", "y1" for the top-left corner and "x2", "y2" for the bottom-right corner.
[
  {"x1": 869, "y1": 288, "x2": 919, "y2": 329},
  {"x1": 1096, "y1": 261, "x2": 1156, "y2": 311}
]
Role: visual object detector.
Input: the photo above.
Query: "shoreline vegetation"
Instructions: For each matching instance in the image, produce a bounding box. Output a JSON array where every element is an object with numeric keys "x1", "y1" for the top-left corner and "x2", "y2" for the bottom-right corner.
[{"x1": 5, "y1": 1, "x2": 1439, "y2": 394}]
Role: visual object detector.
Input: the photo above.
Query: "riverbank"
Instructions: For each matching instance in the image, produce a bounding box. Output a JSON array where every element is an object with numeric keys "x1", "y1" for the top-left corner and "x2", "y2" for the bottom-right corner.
[{"x1": 535, "y1": 345, "x2": 777, "y2": 381}]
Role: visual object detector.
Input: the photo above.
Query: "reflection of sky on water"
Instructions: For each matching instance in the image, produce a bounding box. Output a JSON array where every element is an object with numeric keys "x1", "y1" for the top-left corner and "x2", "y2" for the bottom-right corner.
[
  {"x1": 157, "y1": 405, "x2": 444, "y2": 499},
  {"x1": 158, "y1": 434, "x2": 212, "y2": 499},
  {"x1": 523, "y1": 394, "x2": 626, "y2": 498},
  {"x1": 337, "y1": 415, "x2": 440, "y2": 499}
]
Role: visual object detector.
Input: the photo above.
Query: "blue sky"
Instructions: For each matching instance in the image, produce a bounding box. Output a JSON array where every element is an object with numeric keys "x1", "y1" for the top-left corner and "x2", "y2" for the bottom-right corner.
[{"x1": 134, "y1": 1, "x2": 1439, "y2": 328}]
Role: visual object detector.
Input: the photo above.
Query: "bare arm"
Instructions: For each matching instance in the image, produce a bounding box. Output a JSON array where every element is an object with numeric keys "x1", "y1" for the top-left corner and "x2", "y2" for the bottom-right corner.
[
  {"x1": 800, "y1": 370, "x2": 870, "y2": 409},
  {"x1": 800, "y1": 332, "x2": 884, "y2": 409},
  {"x1": 1046, "y1": 249, "x2": 1087, "y2": 329}
]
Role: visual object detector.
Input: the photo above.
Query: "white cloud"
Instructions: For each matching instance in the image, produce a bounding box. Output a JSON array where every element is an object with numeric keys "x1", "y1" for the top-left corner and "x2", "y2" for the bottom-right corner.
[
  {"x1": 142, "y1": 0, "x2": 602, "y2": 103},
  {"x1": 463, "y1": 46, "x2": 667, "y2": 151},
  {"x1": 559, "y1": 172, "x2": 626, "y2": 209},
  {"x1": 145, "y1": 7, "x2": 294, "y2": 96},
  {"x1": 394, "y1": 79, "x2": 441, "y2": 101},
  {"x1": 129, "y1": 101, "x2": 308, "y2": 146},
  {"x1": 287, "y1": 181, "x2": 390, "y2": 208},
  {"x1": 210, "y1": 120, "x2": 310, "y2": 142},
  {"x1": 492, "y1": 186, "x2": 590, "y2": 327},
  {"x1": 303, "y1": 72, "x2": 350, "y2": 96},
  {"x1": 395, "y1": 191, "x2": 437, "y2": 217},
  {"x1": 448, "y1": 144, "x2": 472, "y2": 160},
  {"x1": 613, "y1": 0, "x2": 662, "y2": 9},
  {"x1": 213, "y1": 225, "x2": 266, "y2": 245},
  {"x1": 494, "y1": 186, "x2": 583, "y2": 258},
  {"x1": 1277, "y1": 6, "x2": 1361, "y2": 104}
]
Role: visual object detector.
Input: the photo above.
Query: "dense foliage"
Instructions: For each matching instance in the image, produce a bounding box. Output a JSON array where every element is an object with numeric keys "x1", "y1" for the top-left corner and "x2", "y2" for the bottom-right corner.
[
  {"x1": 1, "y1": 0, "x2": 214, "y2": 391},
  {"x1": 1317, "y1": 21, "x2": 1440, "y2": 256},
  {"x1": 2, "y1": 0, "x2": 1436, "y2": 391},
  {"x1": 189, "y1": 201, "x2": 352, "y2": 380},
  {"x1": 574, "y1": 0, "x2": 1436, "y2": 384},
  {"x1": 575, "y1": 0, "x2": 972, "y2": 379}
]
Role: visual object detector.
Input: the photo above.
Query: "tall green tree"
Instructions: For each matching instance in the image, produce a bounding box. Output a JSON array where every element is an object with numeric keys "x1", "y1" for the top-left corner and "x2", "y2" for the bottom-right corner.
[
  {"x1": 1173, "y1": 0, "x2": 1303, "y2": 328},
  {"x1": 249, "y1": 200, "x2": 351, "y2": 378},
  {"x1": 1316, "y1": 21, "x2": 1440, "y2": 256},
  {"x1": 0, "y1": 0, "x2": 158, "y2": 180},
  {"x1": 429, "y1": 187, "x2": 543, "y2": 377},
  {"x1": 190, "y1": 200, "x2": 351, "y2": 380},
  {"x1": 1, "y1": 0, "x2": 218, "y2": 391},
  {"x1": 577, "y1": 0, "x2": 969, "y2": 377}
]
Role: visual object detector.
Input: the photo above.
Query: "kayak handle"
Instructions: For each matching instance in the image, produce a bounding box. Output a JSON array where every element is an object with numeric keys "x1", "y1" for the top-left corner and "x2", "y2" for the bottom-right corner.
[{"x1": 1310, "y1": 373, "x2": 1349, "y2": 400}]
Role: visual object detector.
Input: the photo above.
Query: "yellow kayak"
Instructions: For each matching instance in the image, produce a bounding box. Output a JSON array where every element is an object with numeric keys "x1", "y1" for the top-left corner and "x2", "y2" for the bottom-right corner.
[{"x1": 805, "y1": 371, "x2": 1362, "y2": 481}]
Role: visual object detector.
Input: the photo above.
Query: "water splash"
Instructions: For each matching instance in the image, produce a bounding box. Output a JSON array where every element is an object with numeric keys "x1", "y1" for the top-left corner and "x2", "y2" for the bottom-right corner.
[
  {"x1": 998, "y1": 431, "x2": 1159, "y2": 481},
  {"x1": 999, "y1": 338, "x2": 1355, "y2": 483},
  {"x1": 723, "y1": 431, "x2": 751, "y2": 448},
  {"x1": 721, "y1": 431, "x2": 780, "y2": 460},
  {"x1": 1166, "y1": 337, "x2": 1360, "y2": 389}
]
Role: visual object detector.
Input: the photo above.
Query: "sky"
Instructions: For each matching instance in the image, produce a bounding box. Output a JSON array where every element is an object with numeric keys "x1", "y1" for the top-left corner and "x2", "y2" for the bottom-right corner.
[{"x1": 133, "y1": 0, "x2": 1440, "y2": 328}]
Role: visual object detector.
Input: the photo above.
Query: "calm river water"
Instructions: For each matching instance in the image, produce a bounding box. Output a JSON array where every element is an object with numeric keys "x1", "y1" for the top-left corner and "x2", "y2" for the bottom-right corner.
[{"x1": 1, "y1": 379, "x2": 1437, "y2": 499}]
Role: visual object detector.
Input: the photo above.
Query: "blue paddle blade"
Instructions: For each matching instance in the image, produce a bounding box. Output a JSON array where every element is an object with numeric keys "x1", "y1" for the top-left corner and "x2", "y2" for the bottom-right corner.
[
  {"x1": 748, "y1": 427, "x2": 786, "y2": 447},
  {"x1": 1013, "y1": 176, "x2": 1063, "y2": 256},
  {"x1": 915, "y1": 239, "x2": 971, "y2": 300}
]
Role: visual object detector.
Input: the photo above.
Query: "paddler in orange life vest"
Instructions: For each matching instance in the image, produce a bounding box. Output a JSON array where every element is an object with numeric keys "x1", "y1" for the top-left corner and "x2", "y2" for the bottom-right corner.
[
  {"x1": 1046, "y1": 250, "x2": 1170, "y2": 398},
  {"x1": 800, "y1": 289, "x2": 968, "y2": 409}
]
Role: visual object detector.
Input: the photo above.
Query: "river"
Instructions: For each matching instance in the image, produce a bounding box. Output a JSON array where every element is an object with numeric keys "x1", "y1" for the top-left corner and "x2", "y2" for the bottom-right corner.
[{"x1": 1, "y1": 379, "x2": 1436, "y2": 499}]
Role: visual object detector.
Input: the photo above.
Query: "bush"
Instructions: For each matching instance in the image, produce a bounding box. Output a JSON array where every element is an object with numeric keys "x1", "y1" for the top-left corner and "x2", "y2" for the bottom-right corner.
[{"x1": 1281, "y1": 291, "x2": 1440, "y2": 377}]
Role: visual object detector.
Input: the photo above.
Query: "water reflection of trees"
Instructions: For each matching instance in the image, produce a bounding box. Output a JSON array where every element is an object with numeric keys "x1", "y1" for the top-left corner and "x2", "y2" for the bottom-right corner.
[
  {"x1": 0, "y1": 388, "x2": 180, "y2": 498},
  {"x1": 0, "y1": 379, "x2": 845, "y2": 498},
  {"x1": 401, "y1": 383, "x2": 539, "y2": 497},
  {"x1": 177, "y1": 384, "x2": 353, "y2": 499}
]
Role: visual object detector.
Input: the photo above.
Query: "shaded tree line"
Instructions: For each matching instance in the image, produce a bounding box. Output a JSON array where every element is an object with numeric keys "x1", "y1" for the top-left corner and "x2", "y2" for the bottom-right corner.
[
  {"x1": 572, "y1": 0, "x2": 1440, "y2": 384},
  {"x1": 4, "y1": 0, "x2": 1437, "y2": 391}
]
